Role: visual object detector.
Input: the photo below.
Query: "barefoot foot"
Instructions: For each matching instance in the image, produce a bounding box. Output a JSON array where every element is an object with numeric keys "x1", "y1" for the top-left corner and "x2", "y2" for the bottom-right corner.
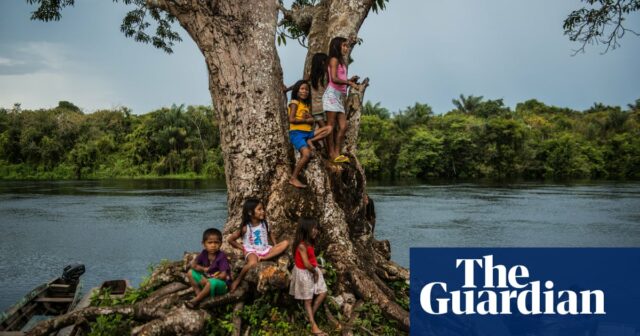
[
  {"x1": 229, "y1": 279, "x2": 241, "y2": 293},
  {"x1": 289, "y1": 178, "x2": 307, "y2": 189},
  {"x1": 184, "y1": 300, "x2": 199, "y2": 309}
]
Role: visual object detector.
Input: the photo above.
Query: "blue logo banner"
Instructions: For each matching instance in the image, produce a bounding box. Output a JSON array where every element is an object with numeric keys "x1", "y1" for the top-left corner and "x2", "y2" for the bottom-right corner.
[{"x1": 410, "y1": 248, "x2": 640, "y2": 336}]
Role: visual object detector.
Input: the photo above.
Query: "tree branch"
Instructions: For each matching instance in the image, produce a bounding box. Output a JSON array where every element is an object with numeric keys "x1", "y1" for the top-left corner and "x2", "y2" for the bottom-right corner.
[
  {"x1": 278, "y1": 3, "x2": 317, "y2": 33},
  {"x1": 564, "y1": 0, "x2": 640, "y2": 54}
]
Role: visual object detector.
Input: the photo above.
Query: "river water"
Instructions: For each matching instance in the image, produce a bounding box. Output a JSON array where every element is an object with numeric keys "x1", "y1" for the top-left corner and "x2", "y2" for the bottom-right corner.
[{"x1": 1, "y1": 180, "x2": 639, "y2": 311}]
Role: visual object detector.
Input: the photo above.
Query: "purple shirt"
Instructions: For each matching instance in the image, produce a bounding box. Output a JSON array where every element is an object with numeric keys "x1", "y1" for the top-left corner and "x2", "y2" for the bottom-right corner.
[{"x1": 195, "y1": 249, "x2": 231, "y2": 285}]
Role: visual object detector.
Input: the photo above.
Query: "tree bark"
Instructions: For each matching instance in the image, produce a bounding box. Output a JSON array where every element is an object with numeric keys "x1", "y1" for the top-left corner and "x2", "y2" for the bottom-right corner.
[
  {"x1": 146, "y1": 0, "x2": 409, "y2": 330},
  {"x1": 25, "y1": 1, "x2": 413, "y2": 334}
]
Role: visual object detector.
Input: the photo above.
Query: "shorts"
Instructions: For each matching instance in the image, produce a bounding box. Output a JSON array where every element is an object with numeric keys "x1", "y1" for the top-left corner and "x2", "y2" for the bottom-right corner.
[
  {"x1": 190, "y1": 270, "x2": 228, "y2": 297},
  {"x1": 243, "y1": 245, "x2": 273, "y2": 260},
  {"x1": 322, "y1": 86, "x2": 346, "y2": 113},
  {"x1": 289, "y1": 130, "x2": 314, "y2": 151},
  {"x1": 289, "y1": 267, "x2": 327, "y2": 300}
]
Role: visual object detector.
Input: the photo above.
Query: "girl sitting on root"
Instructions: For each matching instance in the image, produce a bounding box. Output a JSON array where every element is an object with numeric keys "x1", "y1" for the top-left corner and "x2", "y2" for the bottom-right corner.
[{"x1": 227, "y1": 198, "x2": 289, "y2": 292}]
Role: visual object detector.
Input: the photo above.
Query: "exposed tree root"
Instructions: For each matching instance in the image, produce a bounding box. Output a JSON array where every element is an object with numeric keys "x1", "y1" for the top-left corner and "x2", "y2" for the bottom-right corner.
[
  {"x1": 201, "y1": 280, "x2": 248, "y2": 310},
  {"x1": 232, "y1": 302, "x2": 244, "y2": 336},
  {"x1": 26, "y1": 305, "x2": 164, "y2": 336},
  {"x1": 348, "y1": 269, "x2": 410, "y2": 331},
  {"x1": 324, "y1": 305, "x2": 341, "y2": 331},
  {"x1": 132, "y1": 306, "x2": 208, "y2": 336},
  {"x1": 341, "y1": 300, "x2": 364, "y2": 336},
  {"x1": 140, "y1": 260, "x2": 185, "y2": 292}
]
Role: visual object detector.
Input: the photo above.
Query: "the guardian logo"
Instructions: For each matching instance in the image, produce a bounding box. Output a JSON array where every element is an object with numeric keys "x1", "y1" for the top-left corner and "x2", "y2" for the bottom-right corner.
[{"x1": 420, "y1": 255, "x2": 606, "y2": 315}]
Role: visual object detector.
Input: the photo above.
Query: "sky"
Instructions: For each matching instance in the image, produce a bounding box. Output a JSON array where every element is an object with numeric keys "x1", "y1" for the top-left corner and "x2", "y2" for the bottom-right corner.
[{"x1": 0, "y1": 0, "x2": 638, "y2": 115}]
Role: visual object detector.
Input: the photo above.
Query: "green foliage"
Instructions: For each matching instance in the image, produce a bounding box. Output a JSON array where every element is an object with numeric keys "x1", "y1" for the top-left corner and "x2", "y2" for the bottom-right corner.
[
  {"x1": 362, "y1": 101, "x2": 390, "y2": 119},
  {"x1": 88, "y1": 314, "x2": 131, "y2": 336},
  {"x1": 452, "y1": 94, "x2": 484, "y2": 114},
  {"x1": 356, "y1": 97, "x2": 640, "y2": 181},
  {"x1": 389, "y1": 280, "x2": 409, "y2": 310},
  {"x1": 371, "y1": 0, "x2": 390, "y2": 14},
  {"x1": 0, "y1": 103, "x2": 223, "y2": 180},
  {"x1": 393, "y1": 102, "x2": 433, "y2": 130},
  {"x1": 354, "y1": 302, "x2": 406, "y2": 335},
  {"x1": 90, "y1": 286, "x2": 152, "y2": 307},
  {"x1": 90, "y1": 263, "x2": 159, "y2": 307},
  {"x1": 206, "y1": 304, "x2": 235, "y2": 335},
  {"x1": 359, "y1": 115, "x2": 402, "y2": 178},
  {"x1": 396, "y1": 128, "x2": 444, "y2": 178},
  {"x1": 235, "y1": 292, "x2": 301, "y2": 336},
  {"x1": 1, "y1": 97, "x2": 639, "y2": 181}
]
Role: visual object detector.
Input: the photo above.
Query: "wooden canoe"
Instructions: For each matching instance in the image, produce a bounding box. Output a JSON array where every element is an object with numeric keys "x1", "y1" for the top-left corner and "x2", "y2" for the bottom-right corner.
[{"x1": 0, "y1": 264, "x2": 85, "y2": 335}]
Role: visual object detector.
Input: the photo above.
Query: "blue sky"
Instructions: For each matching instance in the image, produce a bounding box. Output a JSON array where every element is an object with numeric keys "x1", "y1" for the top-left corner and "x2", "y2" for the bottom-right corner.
[{"x1": 0, "y1": 0, "x2": 638, "y2": 115}]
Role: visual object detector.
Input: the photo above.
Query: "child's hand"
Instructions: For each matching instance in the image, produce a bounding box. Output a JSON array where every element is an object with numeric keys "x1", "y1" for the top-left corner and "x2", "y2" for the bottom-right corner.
[{"x1": 349, "y1": 75, "x2": 359, "y2": 83}]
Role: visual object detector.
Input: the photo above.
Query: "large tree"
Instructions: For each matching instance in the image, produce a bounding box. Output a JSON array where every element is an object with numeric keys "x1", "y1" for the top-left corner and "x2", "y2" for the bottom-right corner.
[
  {"x1": 26, "y1": 0, "x2": 409, "y2": 335},
  {"x1": 22, "y1": 0, "x2": 639, "y2": 334}
]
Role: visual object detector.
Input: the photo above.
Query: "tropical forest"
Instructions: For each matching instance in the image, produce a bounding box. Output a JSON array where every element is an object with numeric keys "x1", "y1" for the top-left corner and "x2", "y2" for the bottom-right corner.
[{"x1": 2, "y1": 96, "x2": 639, "y2": 181}]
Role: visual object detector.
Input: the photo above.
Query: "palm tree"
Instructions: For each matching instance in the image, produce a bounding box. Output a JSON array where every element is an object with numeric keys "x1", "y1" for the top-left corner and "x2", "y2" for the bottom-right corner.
[
  {"x1": 363, "y1": 101, "x2": 390, "y2": 119},
  {"x1": 452, "y1": 94, "x2": 484, "y2": 114}
]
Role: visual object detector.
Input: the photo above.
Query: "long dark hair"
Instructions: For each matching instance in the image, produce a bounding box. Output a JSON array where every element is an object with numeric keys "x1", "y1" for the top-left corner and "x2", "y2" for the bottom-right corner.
[
  {"x1": 241, "y1": 198, "x2": 269, "y2": 232},
  {"x1": 328, "y1": 37, "x2": 347, "y2": 65},
  {"x1": 292, "y1": 217, "x2": 317, "y2": 254},
  {"x1": 290, "y1": 79, "x2": 311, "y2": 105},
  {"x1": 310, "y1": 53, "x2": 328, "y2": 90}
]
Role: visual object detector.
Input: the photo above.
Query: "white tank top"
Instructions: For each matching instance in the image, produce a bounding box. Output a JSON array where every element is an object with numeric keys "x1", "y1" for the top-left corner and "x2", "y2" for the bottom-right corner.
[{"x1": 242, "y1": 221, "x2": 270, "y2": 252}]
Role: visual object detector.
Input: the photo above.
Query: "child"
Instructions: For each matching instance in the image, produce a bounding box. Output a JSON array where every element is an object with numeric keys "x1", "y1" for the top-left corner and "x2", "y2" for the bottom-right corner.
[
  {"x1": 323, "y1": 36, "x2": 359, "y2": 163},
  {"x1": 185, "y1": 228, "x2": 230, "y2": 309},
  {"x1": 227, "y1": 198, "x2": 289, "y2": 292},
  {"x1": 309, "y1": 53, "x2": 329, "y2": 127},
  {"x1": 288, "y1": 79, "x2": 332, "y2": 189},
  {"x1": 290, "y1": 217, "x2": 327, "y2": 335}
]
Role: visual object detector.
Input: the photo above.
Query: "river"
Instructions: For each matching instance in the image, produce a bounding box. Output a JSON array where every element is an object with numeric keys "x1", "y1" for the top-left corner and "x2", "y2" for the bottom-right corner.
[{"x1": 1, "y1": 180, "x2": 639, "y2": 310}]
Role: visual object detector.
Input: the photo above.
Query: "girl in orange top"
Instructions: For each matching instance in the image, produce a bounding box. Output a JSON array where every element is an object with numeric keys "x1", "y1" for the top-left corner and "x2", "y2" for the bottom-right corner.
[
  {"x1": 288, "y1": 80, "x2": 332, "y2": 189},
  {"x1": 289, "y1": 217, "x2": 327, "y2": 335}
]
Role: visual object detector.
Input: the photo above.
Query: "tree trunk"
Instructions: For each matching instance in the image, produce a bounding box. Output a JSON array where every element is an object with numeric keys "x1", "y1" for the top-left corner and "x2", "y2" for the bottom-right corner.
[
  {"x1": 18, "y1": 1, "x2": 412, "y2": 334},
  {"x1": 150, "y1": 0, "x2": 409, "y2": 330}
]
